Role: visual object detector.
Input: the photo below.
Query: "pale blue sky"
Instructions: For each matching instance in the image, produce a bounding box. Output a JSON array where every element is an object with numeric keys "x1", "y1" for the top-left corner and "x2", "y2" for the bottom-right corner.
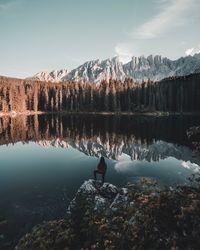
[{"x1": 0, "y1": 0, "x2": 199, "y2": 78}]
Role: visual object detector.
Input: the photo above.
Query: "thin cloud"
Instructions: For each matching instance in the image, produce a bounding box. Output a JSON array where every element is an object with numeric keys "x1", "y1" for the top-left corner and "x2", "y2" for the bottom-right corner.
[
  {"x1": 0, "y1": 0, "x2": 22, "y2": 11},
  {"x1": 133, "y1": 0, "x2": 197, "y2": 39},
  {"x1": 185, "y1": 46, "x2": 200, "y2": 56},
  {"x1": 0, "y1": 1, "x2": 12, "y2": 10},
  {"x1": 114, "y1": 0, "x2": 199, "y2": 59},
  {"x1": 114, "y1": 43, "x2": 135, "y2": 63}
]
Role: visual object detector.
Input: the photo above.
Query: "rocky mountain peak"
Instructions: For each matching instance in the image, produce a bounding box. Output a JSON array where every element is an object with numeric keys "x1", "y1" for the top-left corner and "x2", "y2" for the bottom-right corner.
[{"x1": 29, "y1": 54, "x2": 200, "y2": 83}]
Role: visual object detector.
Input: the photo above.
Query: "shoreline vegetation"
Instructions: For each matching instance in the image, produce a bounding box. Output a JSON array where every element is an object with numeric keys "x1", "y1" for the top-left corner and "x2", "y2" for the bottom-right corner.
[{"x1": 0, "y1": 73, "x2": 200, "y2": 116}]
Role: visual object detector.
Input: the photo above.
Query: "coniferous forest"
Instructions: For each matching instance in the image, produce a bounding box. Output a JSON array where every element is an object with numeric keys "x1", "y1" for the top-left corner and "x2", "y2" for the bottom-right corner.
[{"x1": 0, "y1": 73, "x2": 200, "y2": 114}]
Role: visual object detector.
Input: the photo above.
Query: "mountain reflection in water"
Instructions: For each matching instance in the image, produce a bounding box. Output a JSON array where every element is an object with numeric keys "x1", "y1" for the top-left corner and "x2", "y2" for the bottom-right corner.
[{"x1": 0, "y1": 114, "x2": 200, "y2": 162}]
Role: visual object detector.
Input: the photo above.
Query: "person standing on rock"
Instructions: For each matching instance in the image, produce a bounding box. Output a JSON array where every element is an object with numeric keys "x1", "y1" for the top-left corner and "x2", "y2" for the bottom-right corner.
[{"x1": 94, "y1": 156, "x2": 107, "y2": 183}]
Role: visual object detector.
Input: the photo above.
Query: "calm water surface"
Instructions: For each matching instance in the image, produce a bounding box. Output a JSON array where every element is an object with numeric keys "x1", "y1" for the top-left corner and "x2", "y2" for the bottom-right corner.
[{"x1": 0, "y1": 114, "x2": 200, "y2": 249}]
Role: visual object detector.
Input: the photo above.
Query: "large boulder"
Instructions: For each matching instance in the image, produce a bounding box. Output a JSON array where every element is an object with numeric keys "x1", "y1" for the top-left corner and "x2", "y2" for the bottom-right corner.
[{"x1": 67, "y1": 179, "x2": 129, "y2": 214}]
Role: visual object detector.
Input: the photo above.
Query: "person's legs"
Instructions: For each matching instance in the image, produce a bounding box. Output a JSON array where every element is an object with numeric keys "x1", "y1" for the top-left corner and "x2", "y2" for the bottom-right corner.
[
  {"x1": 94, "y1": 170, "x2": 102, "y2": 180},
  {"x1": 102, "y1": 172, "x2": 105, "y2": 183},
  {"x1": 94, "y1": 170, "x2": 98, "y2": 180},
  {"x1": 94, "y1": 170, "x2": 106, "y2": 182}
]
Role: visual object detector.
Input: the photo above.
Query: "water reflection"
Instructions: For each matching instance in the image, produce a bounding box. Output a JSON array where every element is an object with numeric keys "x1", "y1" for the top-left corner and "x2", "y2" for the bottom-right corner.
[
  {"x1": 0, "y1": 114, "x2": 200, "y2": 249},
  {"x1": 0, "y1": 114, "x2": 200, "y2": 162}
]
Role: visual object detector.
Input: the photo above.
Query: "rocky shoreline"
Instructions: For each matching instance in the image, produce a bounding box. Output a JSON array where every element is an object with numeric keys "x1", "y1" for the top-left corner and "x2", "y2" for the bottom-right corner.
[{"x1": 15, "y1": 177, "x2": 200, "y2": 250}]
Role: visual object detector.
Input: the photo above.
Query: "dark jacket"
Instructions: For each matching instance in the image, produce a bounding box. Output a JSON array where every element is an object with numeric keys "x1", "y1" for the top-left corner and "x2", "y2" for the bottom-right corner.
[{"x1": 97, "y1": 162, "x2": 107, "y2": 173}]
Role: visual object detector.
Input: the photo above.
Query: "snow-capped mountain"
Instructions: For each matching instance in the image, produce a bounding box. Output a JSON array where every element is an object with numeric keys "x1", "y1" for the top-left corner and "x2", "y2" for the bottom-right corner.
[
  {"x1": 63, "y1": 57, "x2": 125, "y2": 83},
  {"x1": 30, "y1": 69, "x2": 68, "y2": 82},
  {"x1": 30, "y1": 53, "x2": 200, "y2": 83}
]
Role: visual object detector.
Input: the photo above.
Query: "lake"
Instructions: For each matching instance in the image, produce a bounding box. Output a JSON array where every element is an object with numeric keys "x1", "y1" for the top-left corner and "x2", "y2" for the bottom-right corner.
[{"x1": 0, "y1": 114, "x2": 200, "y2": 249}]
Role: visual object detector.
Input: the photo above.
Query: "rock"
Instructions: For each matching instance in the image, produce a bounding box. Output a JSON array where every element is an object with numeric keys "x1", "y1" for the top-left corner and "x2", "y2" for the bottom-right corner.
[
  {"x1": 187, "y1": 126, "x2": 200, "y2": 152},
  {"x1": 110, "y1": 192, "x2": 129, "y2": 211},
  {"x1": 93, "y1": 196, "x2": 107, "y2": 211},
  {"x1": 187, "y1": 126, "x2": 200, "y2": 140},
  {"x1": 67, "y1": 179, "x2": 120, "y2": 214}
]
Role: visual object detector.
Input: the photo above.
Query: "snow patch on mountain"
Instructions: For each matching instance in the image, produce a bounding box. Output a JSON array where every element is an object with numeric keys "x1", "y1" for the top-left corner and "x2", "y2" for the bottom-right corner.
[
  {"x1": 30, "y1": 69, "x2": 68, "y2": 82},
  {"x1": 64, "y1": 57, "x2": 125, "y2": 84}
]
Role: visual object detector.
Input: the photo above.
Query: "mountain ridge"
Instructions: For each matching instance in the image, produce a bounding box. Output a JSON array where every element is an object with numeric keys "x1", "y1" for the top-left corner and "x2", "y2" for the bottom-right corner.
[{"x1": 29, "y1": 53, "x2": 200, "y2": 83}]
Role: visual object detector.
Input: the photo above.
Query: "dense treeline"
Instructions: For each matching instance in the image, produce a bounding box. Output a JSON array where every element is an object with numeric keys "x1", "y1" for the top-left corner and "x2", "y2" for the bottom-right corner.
[{"x1": 0, "y1": 73, "x2": 200, "y2": 113}]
